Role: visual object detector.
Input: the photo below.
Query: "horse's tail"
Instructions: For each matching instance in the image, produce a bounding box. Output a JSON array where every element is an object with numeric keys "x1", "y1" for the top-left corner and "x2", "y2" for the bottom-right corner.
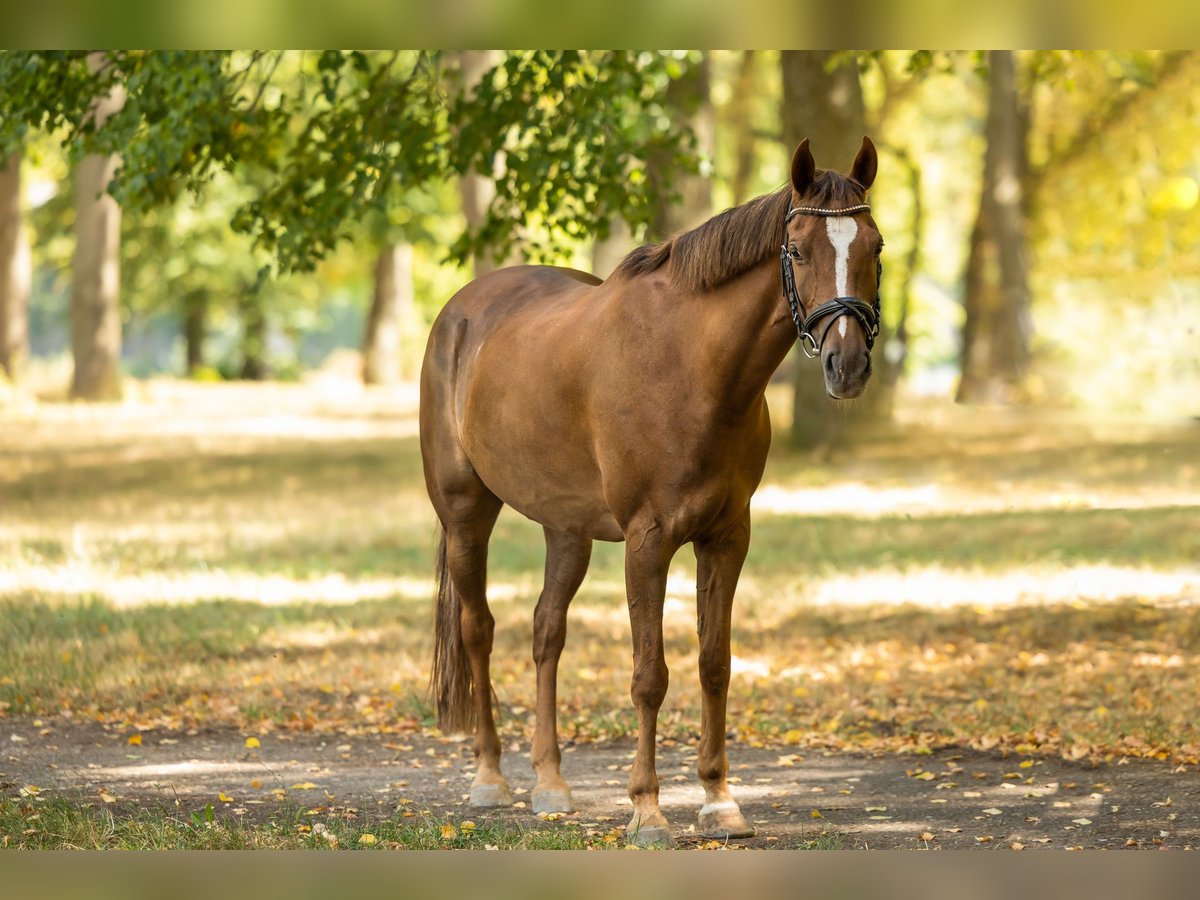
[{"x1": 430, "y1": 527, "x2": 474, "y2": 733}]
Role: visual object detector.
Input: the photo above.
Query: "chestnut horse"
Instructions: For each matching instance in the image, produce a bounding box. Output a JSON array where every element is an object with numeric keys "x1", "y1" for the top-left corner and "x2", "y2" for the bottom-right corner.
[{"x1": 420, "y1": 138, "x2": 883, "y2": 845}]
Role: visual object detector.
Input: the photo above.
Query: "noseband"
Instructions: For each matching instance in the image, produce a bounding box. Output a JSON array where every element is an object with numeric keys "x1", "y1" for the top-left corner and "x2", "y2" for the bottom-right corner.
[{"x1": 781, "y1": 203, "x2": 882, "y2": 359}]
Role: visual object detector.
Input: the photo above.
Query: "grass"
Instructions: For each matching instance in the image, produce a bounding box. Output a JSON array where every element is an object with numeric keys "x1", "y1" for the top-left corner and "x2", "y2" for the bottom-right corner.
[
  {"x1": 0, "y1": 797, "x2": 596, "y2": 850},
  {"x1": 0, "y1": 797, "x2": 843, "y2": 850},
  {"x1": 2, "y1": 380, "x2": 1200, "y2": 846}
]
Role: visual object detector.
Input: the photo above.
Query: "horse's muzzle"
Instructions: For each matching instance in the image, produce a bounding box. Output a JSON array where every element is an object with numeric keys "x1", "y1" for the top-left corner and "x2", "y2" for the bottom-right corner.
[{"x1": 823, "y1": 349, "x2": 871, "y2": 400}]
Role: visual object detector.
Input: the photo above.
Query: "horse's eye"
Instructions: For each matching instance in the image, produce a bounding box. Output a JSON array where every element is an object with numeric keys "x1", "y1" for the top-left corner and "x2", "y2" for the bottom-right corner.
[{"x1": 787, "y1": 246, "x2": 806, "y2": 264}]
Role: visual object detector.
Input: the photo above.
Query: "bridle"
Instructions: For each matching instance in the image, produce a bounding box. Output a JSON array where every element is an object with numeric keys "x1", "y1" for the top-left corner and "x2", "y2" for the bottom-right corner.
[{"x1": 780, "y1": 203, "x2": 882, "y2": 359}]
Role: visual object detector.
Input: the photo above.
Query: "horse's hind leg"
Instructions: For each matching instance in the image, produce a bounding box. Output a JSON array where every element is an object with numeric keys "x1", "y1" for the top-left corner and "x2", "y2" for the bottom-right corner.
[
  {"x1": 530, "y1": 527, "x2": 592, "y2": 814},
  {"x1": 442, "y1": 491, "x2": 510, "y2": 807}
]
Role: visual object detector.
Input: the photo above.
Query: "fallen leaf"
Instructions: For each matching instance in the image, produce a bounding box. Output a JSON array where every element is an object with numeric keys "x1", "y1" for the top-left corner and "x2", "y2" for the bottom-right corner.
[
  {"x1": 919, "y1": 831, "x2": 935, "y2": 842},
  {"x1": 441, "y1": 824, "x2": 457, "y2": 840},
  {"x1": 1010, "y1": 842, "x2": 1025, "y2": 851},
  {"x1": 810, "y1": 810, "x2": 823, "y2": 819},
  {"x1": 291, "y1": 782, "x2": 320, "y2": 790},
  {"x1": 975, "y1": 835, "x2": 993, "y2": 843},
  {"x1": 1072, "y1": 818, "x2": 1092, "y2": 826},
  {"x1": 219, "y1": 792, "x2": 234, "y2": 802},
  {"x1": 358, "y1": 834, "x2": 377, "y2": 845},
  {"x1": 245, "y1": 737, "x2": 260, "y2": 749},
  {"x1": 982, "y1": 808, "x2": 1003, "y2": 816},
  {"x1": 461, "y1": 821, "x2": 476, "y2": 832},
  {"x1": 127, "y1": 734, "x2": 142, "y2": 746},
  {"x1": 99, "y1": 789, "x2": 117, "y2": 804}
]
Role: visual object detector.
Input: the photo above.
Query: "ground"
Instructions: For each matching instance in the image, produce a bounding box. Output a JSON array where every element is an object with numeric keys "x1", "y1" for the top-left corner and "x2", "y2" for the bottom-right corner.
[
  {"x1": 4, "y1": 718, "x2": 1200, "y2": 850},
  {"x1": 2, "y1": 378, "x2": 1199, "y2": 849}
]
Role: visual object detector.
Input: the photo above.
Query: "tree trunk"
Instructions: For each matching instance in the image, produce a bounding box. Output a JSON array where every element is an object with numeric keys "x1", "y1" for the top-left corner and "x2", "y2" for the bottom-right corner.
[
  {"x1": 238, "y1": 291, "x2": 268, "y2": 381},
  {"x1": 70, "y1": 53, "x2": 125, "y2": 401},
  {"x1": 728, "y1": 51, "x2": 758, "y2": 206},
  {"x1": 957, "y1": 50, "x2": 1032, "y2": 404},
  {"x1": 885, "y1": 144, "x2": 925, "y2": 388},
  {"x1": 591, "y1": 217, "x2": 634, "y2": 279},
  {"x1": 781, "y1": 51, "x2": 894, "y2": 449},
  {"x1": 452, "y1": 51, "x2": 521, "y2": 277},
  {"x1": 648, "y1": 53, "x2": 714, "y2": 241},
  {"x1": 362, "y1": 241, "x2": 413, "y2": 385},
  {"x1": 0, "y1": 151, "x2": 30, "y2": 381},
  {"x1": 183, "y1": 290, "x2": 208, "y2": 376}
]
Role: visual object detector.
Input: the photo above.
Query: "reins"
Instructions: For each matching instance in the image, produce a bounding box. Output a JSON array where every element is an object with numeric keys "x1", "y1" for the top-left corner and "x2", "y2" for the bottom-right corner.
[{"x1": 781, "y1": 204, "x2": 882, "y2": 359}]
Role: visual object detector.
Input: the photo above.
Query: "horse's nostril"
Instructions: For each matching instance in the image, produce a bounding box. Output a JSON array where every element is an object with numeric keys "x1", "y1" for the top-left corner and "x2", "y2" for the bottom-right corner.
[{"x1": 824, "y1": 353, "x2": 838, "y2": 378}]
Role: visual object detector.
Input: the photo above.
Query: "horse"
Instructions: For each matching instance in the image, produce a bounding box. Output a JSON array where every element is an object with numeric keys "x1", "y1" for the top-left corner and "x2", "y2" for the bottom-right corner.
[{"x1": 419, "y1": 137, "x2": 883, "y2": 845}]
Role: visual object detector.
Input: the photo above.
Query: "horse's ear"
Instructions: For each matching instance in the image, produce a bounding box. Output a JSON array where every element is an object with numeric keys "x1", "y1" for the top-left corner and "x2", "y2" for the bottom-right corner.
[
  {"x1": 850, "y1": 136, "x2": 878, "y2": 192},
  {"x1": 791, "y1": 139, "x2": 815, "y2": 196}
]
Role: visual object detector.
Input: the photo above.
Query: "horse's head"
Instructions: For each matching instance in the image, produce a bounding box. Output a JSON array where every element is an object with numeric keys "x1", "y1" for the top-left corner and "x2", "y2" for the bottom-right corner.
[{"x1": 784, "y1": 137, "x2": 882, "y2": 400}]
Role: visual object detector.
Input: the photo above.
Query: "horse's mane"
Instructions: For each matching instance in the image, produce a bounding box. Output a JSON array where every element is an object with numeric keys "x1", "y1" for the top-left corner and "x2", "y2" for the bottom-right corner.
[{"x1": 611, "y1": 171, "x2": 866, "y2": 293}]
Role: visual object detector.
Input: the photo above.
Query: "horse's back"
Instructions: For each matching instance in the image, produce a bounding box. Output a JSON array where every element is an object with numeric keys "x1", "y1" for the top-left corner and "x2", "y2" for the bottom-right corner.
[{"x1": 435, "y1": 265, "x2": 601, "y2": 329}]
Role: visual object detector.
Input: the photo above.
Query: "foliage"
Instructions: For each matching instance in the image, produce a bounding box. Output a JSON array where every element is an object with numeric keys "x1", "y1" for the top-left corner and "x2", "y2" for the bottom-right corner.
[{"x1": 0, "y1": 50, "x2": 698, "y2": 274}]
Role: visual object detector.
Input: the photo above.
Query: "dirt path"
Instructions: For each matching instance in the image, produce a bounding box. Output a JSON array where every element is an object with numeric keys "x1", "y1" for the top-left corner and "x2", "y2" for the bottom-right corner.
[{"x1": 4, "y1": 717, "x2": 1197, "y2": 849}]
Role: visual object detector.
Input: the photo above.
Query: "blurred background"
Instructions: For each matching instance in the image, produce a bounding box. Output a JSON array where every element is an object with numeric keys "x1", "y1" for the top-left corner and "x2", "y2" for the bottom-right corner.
[{"x1": 1, "y1": 51, "x2": 1196, "y2": 428}]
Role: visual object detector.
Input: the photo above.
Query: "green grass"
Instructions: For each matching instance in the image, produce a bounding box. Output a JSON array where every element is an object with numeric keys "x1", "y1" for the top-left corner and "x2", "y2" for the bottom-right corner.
[
  {"x1": 0, "y1": 796, "x2": 846, "y2": 850},
  {"x1": 0, "y1": 798, "x2": 598, "y2": 850}
]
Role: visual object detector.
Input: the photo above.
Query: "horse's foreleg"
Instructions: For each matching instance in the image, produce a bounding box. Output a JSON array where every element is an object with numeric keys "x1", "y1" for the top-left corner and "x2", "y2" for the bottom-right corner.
[
  {"x1": 694, "y1": 515, "x2": 755, "y2": 839},
  {"x1": 445, "y1": 504, "x2": 510, "y2": 808},
  {"x1": 623, "y1": 522, "x2": 675, "y2": 846},
  {"x1": 530, "y1": 528, "x2": 592, "y2": 814}
]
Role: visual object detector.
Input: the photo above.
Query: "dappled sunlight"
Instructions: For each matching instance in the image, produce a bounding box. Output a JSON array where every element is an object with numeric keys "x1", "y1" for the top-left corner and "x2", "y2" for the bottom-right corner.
[
  {"x1": 753, "y1": 481, "x2": 1200, "y2": 518},
  {"x1": 757, "y1": 564, "x2": 1200, "y2": 614},
  {"x1": 0, "y1": 561, "x2": 536, "y2": 608}
]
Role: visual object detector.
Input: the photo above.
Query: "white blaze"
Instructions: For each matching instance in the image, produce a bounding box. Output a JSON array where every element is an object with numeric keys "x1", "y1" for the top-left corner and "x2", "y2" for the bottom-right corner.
[{"x1": 825, "y1": 217, "x2": 858, "y2": 297}]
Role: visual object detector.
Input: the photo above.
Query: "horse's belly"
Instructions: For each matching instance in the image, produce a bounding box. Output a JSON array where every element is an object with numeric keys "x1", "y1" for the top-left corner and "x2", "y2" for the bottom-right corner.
[{"x1": 472, "y1": 452, "x2": 623, "y2": 540}]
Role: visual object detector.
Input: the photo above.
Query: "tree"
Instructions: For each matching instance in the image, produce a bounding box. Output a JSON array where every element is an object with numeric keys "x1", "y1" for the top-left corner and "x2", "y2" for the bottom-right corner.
[
  {"x1": 726, "y1": 51, "x2": 760, "y2": 206},
  {"x1": 956, "y1": 51, "x2": 1031, "y2": 404},
  {"x1": 0, "y1": 51, "x2": 701, "y2": 393},
  {"x1": 955, "y1": 50, "x2": 1192, "y2": 404},
  {"x1": 647, "y1": 52, "x2": 713, "y2": 240},
  {"x1": 70, "y1": 53, "x2": 124, "y2": 401},
  {"x1": 0, "y1": 151, "x2": 29, "y2": 381},
  {"x1": 449, "y1": 51, "x2": 516, "y2": 278},
  {"x1": 362, "y1": 241, "x2": 413, "y2": 385}
]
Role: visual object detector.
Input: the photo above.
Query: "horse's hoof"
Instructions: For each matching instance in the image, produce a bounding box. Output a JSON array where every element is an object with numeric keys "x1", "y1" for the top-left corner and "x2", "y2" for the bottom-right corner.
[
  {"x1": 698, "y1": 801, "x2": 756, "y2": 839},
  {"x1": 469, "y1": 782, "x2": 514, "y2": 808},
  {"x1": 531, "y1": 787, "x2": 574, "y2": 815},
  {"x1": 626, "y1": 824, "x2": 674, "y2": 847}
]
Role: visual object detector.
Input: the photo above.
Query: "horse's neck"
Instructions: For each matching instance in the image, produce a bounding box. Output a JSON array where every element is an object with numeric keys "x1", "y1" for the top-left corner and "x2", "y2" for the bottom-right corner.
[{"x1": 690, "y1": 258, "x2": 797, "y2": 413}]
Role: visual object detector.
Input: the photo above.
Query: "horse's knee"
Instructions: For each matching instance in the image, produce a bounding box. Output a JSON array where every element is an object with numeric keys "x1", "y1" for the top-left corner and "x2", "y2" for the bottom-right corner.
[
  {"x1": 631, "y1": 657, "x2": 669, "y2": 710},
  {"x1": 532, "y1": 600, "x2": 568, "y2": 665},
  {"x1": 698, "y1": 647, "x2": 729, "y2": 697}
]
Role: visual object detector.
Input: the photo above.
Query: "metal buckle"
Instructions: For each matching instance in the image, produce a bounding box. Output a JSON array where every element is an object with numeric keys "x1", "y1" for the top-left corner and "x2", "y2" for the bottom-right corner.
[{"x1": 799, "y1": 332, "x2": 820, "y2": 359}]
